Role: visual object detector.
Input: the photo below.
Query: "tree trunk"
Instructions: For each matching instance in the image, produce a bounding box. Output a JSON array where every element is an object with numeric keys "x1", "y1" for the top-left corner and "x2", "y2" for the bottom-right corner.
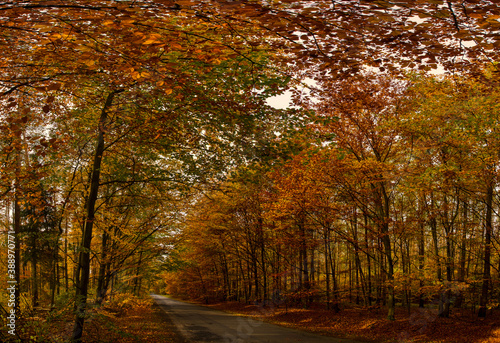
[
  {"x1": 440, "y1": 191, "x2": 459, "y2": 318},
  {"x1": 418, "y1": 220, "x2": 425, "y2": 308},
  {"x1": 353, "y1": 222, "x2": 366, "y2": 306},
  {"x1": 50, "y1": 256, "x2": 57, "y2": 309},
  {"x1": 57, "y1": 261, "x2": 61, "y2": 296},
  {"x1": 258, "y1": 216, "x2": 267, "y2": 304},
  {"x1": 430, "y1": 216, "x2": 442, "y2": 282},
  {"x1": 31, "y1": 251, "x2": 39, "y2": 308},
  {"x1": 95, "y1": 230, "x2": 109, "y2": 305},
  {"x1": 364, "y1": 211, "x2": 372, "y2": 306},
  {"x1": 72, "y1": 90, "x2": 122, "y2": 342},
  {"x1": 134, "y1": 251, "x2": 143, "y2": 296},
  {"x1": 64, "y1": 217, "x2": 69, "y2": 292},
  {"x1": 13, "y1": 188, "x2": 21, "y2": 315},
  {"x1": 382, "y1": 233, "x2": 395, "y2": 320},
  {"x1": 324, "y1": 228, "x2": 331, "y2": 309},
  {"x1": 372, "y1": 182, "x2": 394, "y2": 320},
  {"x1": 478, "y1": 181, "x2": 493, "y2": 317},
  {"x1": 455, "y1": 201, "x2": 468, "y2": 308},
  {"x1": 405, "y1": 240, "x2": 411, "y2": 314}
]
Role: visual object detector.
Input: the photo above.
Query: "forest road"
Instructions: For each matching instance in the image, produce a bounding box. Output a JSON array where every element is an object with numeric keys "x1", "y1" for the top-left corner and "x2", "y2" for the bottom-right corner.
[{"x1": 151, "y1": 294, "x2": 369, "y2": 343}]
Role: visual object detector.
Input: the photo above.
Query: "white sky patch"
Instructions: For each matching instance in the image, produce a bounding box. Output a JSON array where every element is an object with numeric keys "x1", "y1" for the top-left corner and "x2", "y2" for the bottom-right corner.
[
  {"x1": 266, "y1": 91, "x2": 292, "y2": 109},
  {"x1": 266, "y1": 78, "x2": 318, "y2": 109}
]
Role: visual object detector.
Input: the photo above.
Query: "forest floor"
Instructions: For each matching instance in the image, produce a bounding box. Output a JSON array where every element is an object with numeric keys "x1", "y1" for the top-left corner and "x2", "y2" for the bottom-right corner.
[
  {"x1": 0, "y1": 296, "x2": 187, "y2": 343},
  {"x1": 197, "y1": 300, "x2": 500, "y2": 343},
  {"x1": 78, "y1": 301, "x2": 187, "y2": 343},
  {"x1": 3, "y1": 296, "x2": 499, "y2": 342}
]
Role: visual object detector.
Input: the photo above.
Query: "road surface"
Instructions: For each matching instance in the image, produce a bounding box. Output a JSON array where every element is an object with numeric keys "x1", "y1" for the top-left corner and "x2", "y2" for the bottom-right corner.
[{"x1": 151, "y1": 294, "x2": 368, "y2": 343}]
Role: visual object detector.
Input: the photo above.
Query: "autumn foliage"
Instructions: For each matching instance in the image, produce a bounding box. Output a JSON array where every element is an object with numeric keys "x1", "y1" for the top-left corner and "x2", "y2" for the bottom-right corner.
[
  {"x1": 2, "y1": 1, "x2": 500, "y2": 342},
  {"x1": 164, "y1": 71, "x2": 500, "y2": 342}
]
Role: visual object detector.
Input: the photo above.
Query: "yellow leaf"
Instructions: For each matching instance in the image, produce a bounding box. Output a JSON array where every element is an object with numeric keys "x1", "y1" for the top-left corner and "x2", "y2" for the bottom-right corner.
[
  {"x1": 165, "y1": 89, "x2": 173, "y2": 95},
  {"x1": 103, "y1": 20, "x2": 114, "y2": 26},
  {"x1": 156, "y1": 81, "x2": 165, "y2": 87}
]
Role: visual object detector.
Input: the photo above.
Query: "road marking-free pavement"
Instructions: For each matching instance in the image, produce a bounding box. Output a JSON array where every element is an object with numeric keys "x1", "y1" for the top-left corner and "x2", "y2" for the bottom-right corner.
[{"x1": 151, "y1": 294, "x2": 369, "y2": 343}]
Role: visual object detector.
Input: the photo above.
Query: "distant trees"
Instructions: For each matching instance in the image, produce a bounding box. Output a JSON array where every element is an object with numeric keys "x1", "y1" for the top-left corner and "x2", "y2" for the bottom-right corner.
[{"x1": 165, "y1": 70, "x2": 500, "y2": 322}]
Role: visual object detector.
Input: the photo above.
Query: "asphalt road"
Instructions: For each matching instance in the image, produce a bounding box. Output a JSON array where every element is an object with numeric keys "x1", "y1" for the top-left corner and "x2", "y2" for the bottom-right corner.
[{"x1": 151, "y1": 294, "x2": 368, "y2": 343}]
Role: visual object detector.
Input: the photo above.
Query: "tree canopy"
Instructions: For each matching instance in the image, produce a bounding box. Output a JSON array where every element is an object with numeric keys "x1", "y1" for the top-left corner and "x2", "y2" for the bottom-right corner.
[{"x1": 2, "y1": 1, "x2": 500, "y2": 342}]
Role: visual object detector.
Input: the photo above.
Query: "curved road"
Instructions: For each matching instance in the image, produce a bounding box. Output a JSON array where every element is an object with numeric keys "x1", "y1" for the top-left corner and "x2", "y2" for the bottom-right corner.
[{"x1": 151, "y1": 294, "x2": 368, "y2": 343}]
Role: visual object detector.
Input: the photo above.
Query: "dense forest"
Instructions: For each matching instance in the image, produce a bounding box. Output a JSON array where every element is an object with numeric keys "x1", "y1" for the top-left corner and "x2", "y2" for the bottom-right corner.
[
  {"x1": 1, "y1": 1, "x2": 500, "y2": 342},
  {"x1": 165, "y1": 72, "x2": 500, "y2": 319}
]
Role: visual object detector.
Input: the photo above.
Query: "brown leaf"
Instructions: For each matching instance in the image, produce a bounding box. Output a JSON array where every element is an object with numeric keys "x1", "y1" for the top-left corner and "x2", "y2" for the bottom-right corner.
[{"x1": 47, "y1": 83, "x2": 62, "y2": 91}]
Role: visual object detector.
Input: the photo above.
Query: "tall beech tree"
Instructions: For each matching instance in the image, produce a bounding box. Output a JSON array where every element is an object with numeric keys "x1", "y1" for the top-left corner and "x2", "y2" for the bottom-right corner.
[{"x1": 72, "y1": 89, "x2": 122, "y2": 340}]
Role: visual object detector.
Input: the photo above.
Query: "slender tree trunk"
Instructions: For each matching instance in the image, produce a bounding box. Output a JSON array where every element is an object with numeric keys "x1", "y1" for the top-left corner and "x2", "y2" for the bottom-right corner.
[
  {"x1": 354, "y1": 247, "x2": 366, "y2": 305},
  {"x1": 328, "y1": 238, "x2": 339, "y2": 311},
  {"x1": 382, "y1": 233, "x2": 394, "y2": 320},
  {"x1": 258, "y1": 216, "x2": 267, "y2": 303},
  {"x1": 348, "y1": 255, "x2": 352, "y2": 303},
  {"x1": 64, "y1": 218, "x2": 69, "y2": 292},
  {"x1": 246, "y1": 258, "x2": 252, "y2": 302},
  {"x1": 364, "y1": 212, "x2": 372, "y2": 306},
  {"x1": 57, "y1": 261, "x2": 61, "y2": 296},
  {"x1": 101, "y1": 225, "x2": 119, "y2": 301},
  {"x1": 134, "y1": 251, "x2": 143, "y2": 297},
  {"x1": 405, "y1": 240, "x2": 411, "y2": 314},
  {"x1": 31, "y1": 252, "x2": 39, "y2": 308},
  {"x1": 298, "y1": 219, "x2": 309, "y2": 294},
  {"x1": 72, "y1": 90, "x2": 122, "y2": 342},
  {"x1": 455, "y1": 201, "x2": 468, "y2": 308},
  {"x1": 440, "y1": 191, "x2": 459, "y2": 317},
  {"x1": 13, "y1": 150, "x2": 21, "y2": 316},
  {"x1": 309, "y1": 244, "x2": 315, "y2": 306},
  {"x1": 297, "y1": 216, "x2": 310, "y2": 307},
  {"x1": 372, "y1": 182, "x2": 394, "y2": 320},
  {"x1": 96, "y1": 230, "x2": 109, "y2": 305},
  {"x1": 252, "y1": 250, "x2": 259, "y2": 301},
  {"x1": 418, "y1": 220, "x2": 425, "y2": 308},
  {"x1": 324, "y1": 228, "x2": 331, "y2": 309},
  {"x1": 478, "y1": 181, "x2": 493, "y2": 317},
  {"x1": 430, "y1": 216, "x2": 442, "y2": 282},
  {"x1": 50, "y1": 256, "x2": 57, "y2": 309}
]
